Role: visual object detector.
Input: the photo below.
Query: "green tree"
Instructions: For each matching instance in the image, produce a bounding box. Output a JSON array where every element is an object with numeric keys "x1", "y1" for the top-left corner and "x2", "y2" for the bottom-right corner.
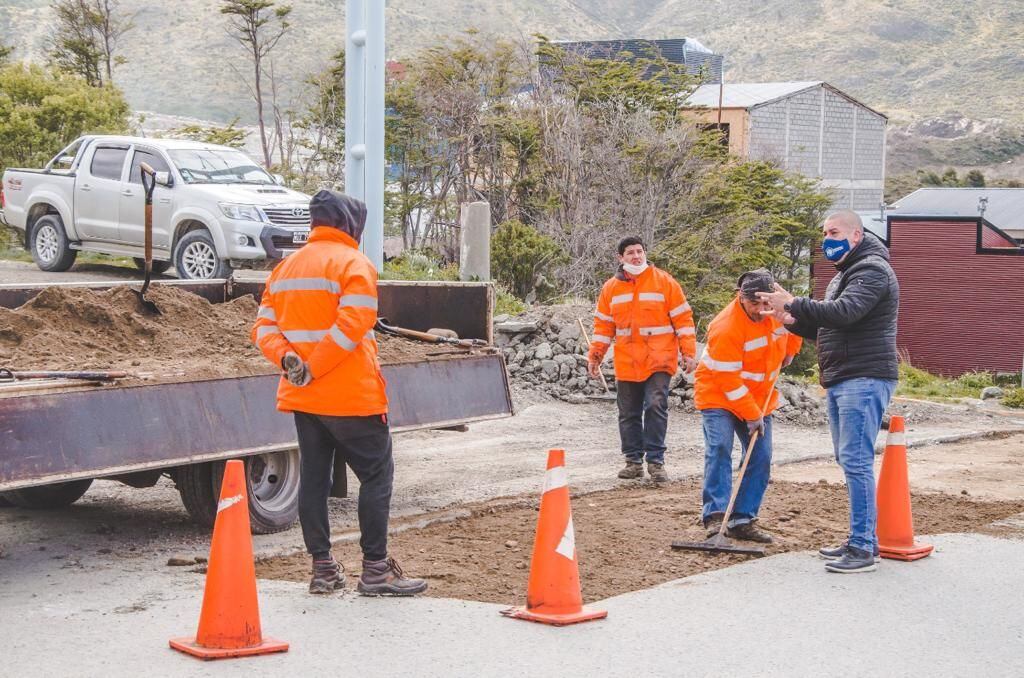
[
  {"x1": 168, "y1": 118, "x2": 249, "y2": 148},
  {"x1": 49, "y1": 0, "x2": 134, "y2": 87},
  {"x1": 0, "y1": 63, "x2": 130, "y2": 173},
  {"x1": 963, "y1": 169, "x2": 986, "y2": 187},
  {"x1": 655, "y1": 160, "x2": 832, "y2": 326},
  {"x1": 292, "y1": 49, "x2": 345, "y2": 189},
  {"x1": 221, "y1": 0, "x2": 292, "y2": 168},
  {"x1": 491, "y1": 220, "x2": 565, "y2": 300}
]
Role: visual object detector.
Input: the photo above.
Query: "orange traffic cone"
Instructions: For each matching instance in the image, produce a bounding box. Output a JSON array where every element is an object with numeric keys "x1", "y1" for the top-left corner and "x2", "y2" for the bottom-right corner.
[
  {"x1": 501, "y1": 449, "x2": 607, "y2": 626},
  {"x1": 876, "y1": 416, "x2": 933, "y2": 561},
  {"x1": 170, "y1": 460, "x2": 289, "y2": 659}
]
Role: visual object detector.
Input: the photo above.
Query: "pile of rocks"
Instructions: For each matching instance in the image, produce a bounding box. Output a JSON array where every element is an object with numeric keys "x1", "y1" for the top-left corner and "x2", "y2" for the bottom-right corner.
[{"x1": 493, "y1": 304, "x2": 827, "y2": 424}]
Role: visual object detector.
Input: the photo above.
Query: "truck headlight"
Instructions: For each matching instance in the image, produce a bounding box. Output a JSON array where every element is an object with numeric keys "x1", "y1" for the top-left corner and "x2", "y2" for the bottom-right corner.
[{"x1": 219, "y1": 203, "x2": 263, "y2": 221}]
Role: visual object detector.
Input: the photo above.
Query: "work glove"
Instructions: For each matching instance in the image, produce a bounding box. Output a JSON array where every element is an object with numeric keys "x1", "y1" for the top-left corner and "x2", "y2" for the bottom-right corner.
[
  {"x1": 746, "y1": 417, "x2": 765, "y2": 437},
  {"x1": 281, "y1": 352, "x2": 312, "y2": 387}
]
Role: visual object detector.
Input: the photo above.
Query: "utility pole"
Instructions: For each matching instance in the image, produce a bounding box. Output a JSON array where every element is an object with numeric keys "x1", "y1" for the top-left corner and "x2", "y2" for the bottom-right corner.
[{"x1": 345, "y1": 0, "x2": 385, "y2": 270}]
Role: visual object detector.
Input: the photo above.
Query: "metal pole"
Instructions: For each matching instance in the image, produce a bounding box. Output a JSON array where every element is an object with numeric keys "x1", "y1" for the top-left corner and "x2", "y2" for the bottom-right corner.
[
  {"x1": 364, "y1": 0, "x2": 386, "y2": 270},
  {"x1": 716, "y1": 56, "x2": 724, "y2": 126},
  {"x1": 344, "y1": 0, "x2": 366, "y2": 206}
]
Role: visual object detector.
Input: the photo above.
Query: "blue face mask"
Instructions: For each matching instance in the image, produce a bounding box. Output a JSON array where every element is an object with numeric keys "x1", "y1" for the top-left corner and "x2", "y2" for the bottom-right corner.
[{"x1": 822, "y1": 238, "x2": 851, "y2": 262}]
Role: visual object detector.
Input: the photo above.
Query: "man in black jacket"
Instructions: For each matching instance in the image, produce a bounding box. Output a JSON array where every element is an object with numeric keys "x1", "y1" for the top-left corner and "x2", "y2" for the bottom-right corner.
[{"x1": 758, "y1": 210, "x2": 899, "y2": 574}]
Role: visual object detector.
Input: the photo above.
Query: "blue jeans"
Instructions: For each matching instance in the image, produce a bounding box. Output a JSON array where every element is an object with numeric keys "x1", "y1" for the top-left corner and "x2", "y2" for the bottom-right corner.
[
  {"x1": 617, "y1": 372, "x2": 671, "y2": 464},
  {"x1": 701, "y1": 409, "x2": 773, "y2": 527},
  {"x1": 826, "y1": 377, "x2": 897, "y2": 553}
]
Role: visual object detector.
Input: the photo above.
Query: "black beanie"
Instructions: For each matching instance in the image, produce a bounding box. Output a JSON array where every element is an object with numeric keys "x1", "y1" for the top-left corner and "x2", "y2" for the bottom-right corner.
[{"x1": 309, "y1": 190, "x2": 368, "y2": 244}]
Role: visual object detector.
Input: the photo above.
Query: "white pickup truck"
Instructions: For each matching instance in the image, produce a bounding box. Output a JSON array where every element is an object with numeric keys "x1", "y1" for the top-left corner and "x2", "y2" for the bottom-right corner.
[{"x1": 0, "y1": 135, "x2": 312, "y2": 279}]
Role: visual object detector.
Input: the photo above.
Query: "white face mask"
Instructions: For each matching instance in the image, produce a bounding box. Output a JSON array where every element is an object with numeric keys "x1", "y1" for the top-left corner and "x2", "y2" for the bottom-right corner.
[{"x1": 622, "y1": 261, "x2": 649, "y2": 276}]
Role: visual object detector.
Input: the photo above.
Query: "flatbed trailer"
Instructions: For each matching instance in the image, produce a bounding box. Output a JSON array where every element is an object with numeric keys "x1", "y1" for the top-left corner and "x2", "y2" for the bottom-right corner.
[{"x1": 0, "y1": 279, "x2": 512, "y2": 533}]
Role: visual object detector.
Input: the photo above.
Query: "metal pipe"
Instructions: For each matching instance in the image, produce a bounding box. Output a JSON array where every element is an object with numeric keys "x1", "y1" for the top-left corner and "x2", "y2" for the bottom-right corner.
[{"x1": 364, "y1": 0, "x2": 386, "y2": 270}]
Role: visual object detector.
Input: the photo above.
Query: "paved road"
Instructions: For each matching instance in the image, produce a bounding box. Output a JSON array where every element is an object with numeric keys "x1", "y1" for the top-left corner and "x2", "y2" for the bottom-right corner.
[{"x1": 1, "y1": 533, "x2": 1021, "y2": 677}]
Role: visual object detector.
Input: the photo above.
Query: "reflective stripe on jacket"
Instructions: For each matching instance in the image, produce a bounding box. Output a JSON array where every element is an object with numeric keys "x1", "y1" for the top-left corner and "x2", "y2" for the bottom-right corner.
[
  {"x1": 694, "y1": 298, "x2": 802, "y2": 420},
  {"x1": 587, "y1": 265, "x2": 696, "y2": 382},
  {"x1": 251, "y1": 226, "x2": 387, "y2": 417}
]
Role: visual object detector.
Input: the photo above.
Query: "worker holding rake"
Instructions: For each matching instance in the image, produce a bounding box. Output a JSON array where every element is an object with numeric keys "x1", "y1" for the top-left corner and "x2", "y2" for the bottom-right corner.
[{"x1": 694, "y1": 270, "x2": 802, "y2": 543}]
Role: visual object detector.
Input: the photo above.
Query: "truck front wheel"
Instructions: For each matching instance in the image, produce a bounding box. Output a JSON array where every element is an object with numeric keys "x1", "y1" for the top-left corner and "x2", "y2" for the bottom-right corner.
[
  {"x1": 174, "y1": 450, "x2": 300, "y2": 534},
  {"x1": 0, "y1": 479, "x2": 93, "y2": 509},
  {"x1": 173, "y1": 229, "x2": 232, "y2": 280},
  {"x1": 30, "y1": 215, "x2": 78, "y2": 272}
]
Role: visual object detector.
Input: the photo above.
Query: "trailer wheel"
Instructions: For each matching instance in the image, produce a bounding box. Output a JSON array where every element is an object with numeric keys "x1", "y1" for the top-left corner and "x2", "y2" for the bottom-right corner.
[
  {"x1": 0, "y1": 479, "x2": 93, "y2": 509},
  {"x1": 30, "y1": 215, "x2": 78, "y2": 272},
  {"x1": 175, "y1": 450, "x2": 300, "y2": 534}
]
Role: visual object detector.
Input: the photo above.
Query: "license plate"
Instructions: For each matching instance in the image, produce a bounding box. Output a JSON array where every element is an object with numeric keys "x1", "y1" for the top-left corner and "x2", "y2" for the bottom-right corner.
[{"x1": 292, "y1": 231, "x2": 309, "y2": 244}]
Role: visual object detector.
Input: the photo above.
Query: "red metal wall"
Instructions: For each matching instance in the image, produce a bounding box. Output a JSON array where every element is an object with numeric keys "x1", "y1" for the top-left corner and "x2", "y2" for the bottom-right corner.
[{"x1": 811, "y1": 219, "x2": 1024, "y2": 376}]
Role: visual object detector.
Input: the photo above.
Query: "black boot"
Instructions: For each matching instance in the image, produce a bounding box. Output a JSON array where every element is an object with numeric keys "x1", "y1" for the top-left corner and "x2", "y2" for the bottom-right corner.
[
  {"x1": 308, "y1": 556, "x2": 345, "y2": 594},
  {"x1": 357, "y1": 557, "x2": 428, "y2": 596}
]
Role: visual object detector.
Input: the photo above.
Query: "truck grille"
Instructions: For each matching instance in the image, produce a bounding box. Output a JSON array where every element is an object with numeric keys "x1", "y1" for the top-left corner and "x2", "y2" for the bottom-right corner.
[{"x1": 263, "y1": 206, "x2": 311, "y2": 227}]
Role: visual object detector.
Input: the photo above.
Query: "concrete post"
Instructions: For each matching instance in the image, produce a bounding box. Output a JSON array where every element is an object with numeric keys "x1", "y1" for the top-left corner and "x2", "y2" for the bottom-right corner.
[{"x1": 459, "y1": 201, "x2": 491, "y2": 281}]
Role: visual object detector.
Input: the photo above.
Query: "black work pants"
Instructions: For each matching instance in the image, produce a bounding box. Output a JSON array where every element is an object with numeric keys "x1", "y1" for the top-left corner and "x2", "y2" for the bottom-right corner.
[
  {"x1": 616, "y1": 371, "x2": 671, "y2": 464},
  {"x1": 293, "y1": 411, "x2": 393, "y2": 562}
]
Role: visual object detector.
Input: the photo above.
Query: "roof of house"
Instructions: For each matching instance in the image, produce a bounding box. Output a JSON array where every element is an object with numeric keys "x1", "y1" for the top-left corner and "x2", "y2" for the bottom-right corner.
[
  {"x1": 683, "y1": 81, "x2": 887, "y2": 119},
  {"x1": 889, "y1": 188, "x2": 1024, "y2": 233}
]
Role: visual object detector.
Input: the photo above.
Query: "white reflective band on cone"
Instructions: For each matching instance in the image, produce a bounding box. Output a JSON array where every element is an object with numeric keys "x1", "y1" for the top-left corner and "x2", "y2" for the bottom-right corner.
[
  {"x1": 543, "y1": 466, "x2": 568, "y2": 493},
  {"x1": 217, "y1": 494, "x2": 244, "y2": 513},
  {"x1": 887, "y1": 432, "x2": 906, "y2": 446},
  {"x1": 555, "y1": 516, "x2": 576, "y2": 561}
]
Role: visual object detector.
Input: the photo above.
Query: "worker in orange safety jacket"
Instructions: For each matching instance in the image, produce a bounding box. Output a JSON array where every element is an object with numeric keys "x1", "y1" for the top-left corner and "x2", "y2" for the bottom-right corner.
[
  {"x1": 252, "y1": 189, "x2": 426, "y2": 597},
  {"x1": 588, "y1": 236, "x2": 698, "y2": 483},
  {"x1": 694, "y1": 269, "x2": 802, "y2": 543}
]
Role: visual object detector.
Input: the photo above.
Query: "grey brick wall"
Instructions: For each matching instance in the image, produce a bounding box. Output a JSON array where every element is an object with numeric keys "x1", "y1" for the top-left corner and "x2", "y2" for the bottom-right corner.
[{"x1": 747, "y1": 84, "x2": 886, "y2": 213}]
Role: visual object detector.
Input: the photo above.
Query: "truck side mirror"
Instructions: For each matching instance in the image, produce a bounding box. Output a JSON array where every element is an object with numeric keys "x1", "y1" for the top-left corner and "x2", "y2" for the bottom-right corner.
[
  {"x1": 273, "y1": 173, "x2": 286, "y2": 186},
  {"x1": 154, "y1": 171, "x2": 173, "y2": 187},
  {"x1": 56, "y1": 155, "x2": 75, "y2": 168}
]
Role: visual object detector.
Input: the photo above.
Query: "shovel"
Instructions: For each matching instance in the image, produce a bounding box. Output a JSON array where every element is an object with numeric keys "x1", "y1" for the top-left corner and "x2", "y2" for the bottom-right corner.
[
  {"x1": 374, "y1": 318, "x2": 487, "y2": 349},
  {"x1": 670, "y1": 376, "x2": 780, "y2": 557},
  {"x1": 0, "y1": 369, "x2": 129, "y2": 382},
  {"x1": 134, "y1": 162, "x2": 161, "y2": 315},
  {"x1": 577, "y1": 318, "x2": 616, "y2": 402}
]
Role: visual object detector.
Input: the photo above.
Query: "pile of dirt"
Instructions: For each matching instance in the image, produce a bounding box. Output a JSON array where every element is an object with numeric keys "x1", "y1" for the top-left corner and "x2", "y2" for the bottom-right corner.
[
  {"x1": 256, "y1": 478, "x2": 1024, "y2": 604},
  {"x1": 0, "y1": 285, "x2": 472, "y2": 382}
]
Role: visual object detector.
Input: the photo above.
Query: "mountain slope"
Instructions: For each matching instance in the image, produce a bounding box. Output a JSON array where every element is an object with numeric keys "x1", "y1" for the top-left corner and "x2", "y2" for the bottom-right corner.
[{"x1": 1, "y1": 0, "x2": 1021, "y2": 126}]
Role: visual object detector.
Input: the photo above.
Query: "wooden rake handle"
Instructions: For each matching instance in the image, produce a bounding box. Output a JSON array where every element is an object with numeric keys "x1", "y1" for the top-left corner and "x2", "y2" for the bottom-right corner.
[{"x1": 577, "y1": 318, "x2": 612, "y2": 395}]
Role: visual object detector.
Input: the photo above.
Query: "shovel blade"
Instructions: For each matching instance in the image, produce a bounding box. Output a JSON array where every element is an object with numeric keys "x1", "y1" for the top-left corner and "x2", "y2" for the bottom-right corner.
[{"x1": 133, "y1": 290, "x2": 161, "y2": 315}]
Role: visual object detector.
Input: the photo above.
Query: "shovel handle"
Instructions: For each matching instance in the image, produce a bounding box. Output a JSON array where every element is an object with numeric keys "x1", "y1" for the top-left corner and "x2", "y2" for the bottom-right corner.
[{"x1": 578, "y1": 318, "x2": 612, "y2": 394}]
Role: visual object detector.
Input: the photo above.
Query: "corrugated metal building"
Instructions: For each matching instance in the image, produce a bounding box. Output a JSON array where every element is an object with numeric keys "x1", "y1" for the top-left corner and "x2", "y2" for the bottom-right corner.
[
  {"x1": 812, "y1": 216, "x2": 1024, "y2": 376},
  {"x1": 888, "y1": 188, "x2": 1024, "y2": 243},
  {"x1": 683, "y1": 82, "x2": 888, "y2": 212}
]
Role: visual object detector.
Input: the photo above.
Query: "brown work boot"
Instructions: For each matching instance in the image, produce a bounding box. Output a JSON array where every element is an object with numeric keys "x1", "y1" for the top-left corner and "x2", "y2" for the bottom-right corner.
[
  {"x1": 704, "y1": 514, "x2": 724, "y2": 538},
  {"x1": 727, "y1": 520, "x2": 774, "y2": 544},
  {"x1": 647, "y1": 462, "x2": 669, "y2": 483},
  {"x1": 618, "y1": 461, "x2": 644, "y2": 479},
  {"x1": 357, "y1": 557, "x2": 428, "y2": 596},
  {"x1": 308, "y1": 556, "x2": 345, "y2": 594}
]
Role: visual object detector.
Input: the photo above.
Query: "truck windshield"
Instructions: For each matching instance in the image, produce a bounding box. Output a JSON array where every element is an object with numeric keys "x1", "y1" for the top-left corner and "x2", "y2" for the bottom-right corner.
[{"x1": 167, "y1": 149, "x2": 275, "y2": 185}]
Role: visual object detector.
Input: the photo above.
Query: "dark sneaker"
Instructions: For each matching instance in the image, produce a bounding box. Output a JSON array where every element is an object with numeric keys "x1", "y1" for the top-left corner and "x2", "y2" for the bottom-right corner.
[
  {"x1": 357, "y1": 557, "x2": 428, "y2": 596},
  {"x1": 726, "y1": 521, "x2": 774, "y2": 544},
  {"x1": 618, "y1": 462, "x2": 644, "y2": 479},
  {"x1": 308, "y1": 557, "x2": 345, "y2": 594},
  {"x1": 819, "y1": 541, "x2": 881, "y2": 562},
  {"x1": 704, "y1": 514, "x2": 724, "y2": 538},
  {"x1": 824, "y1": 545, "x2": 877, "y2": 573},
  {"x1": 647, "y1": 462, "x2": 669, "y2": 483}
]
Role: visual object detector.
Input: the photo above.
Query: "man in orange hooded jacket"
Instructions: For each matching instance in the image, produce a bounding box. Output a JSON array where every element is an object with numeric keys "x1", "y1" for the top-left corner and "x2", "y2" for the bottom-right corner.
[
  {"x1": 694, "y1": 269, "x2": 802, "y2": 543},
  {"x1": 588, "y1": 236, "x2": 697, "y2": 482},
  {"x1": 252, "y1": 190, "x2": 426, "y2": 597}
]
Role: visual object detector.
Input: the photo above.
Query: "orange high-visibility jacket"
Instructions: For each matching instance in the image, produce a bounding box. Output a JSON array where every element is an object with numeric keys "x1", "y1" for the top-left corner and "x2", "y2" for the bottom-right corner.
[
  {"x1": 251, "y1": 227, "x2": 388, "y2": 417},
  {"x1": 588, "y1": 265, "x2": 697, "y2": 382},
  {"x1": 694, "y1": 298, "x2": 802, "y2": 421}
]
